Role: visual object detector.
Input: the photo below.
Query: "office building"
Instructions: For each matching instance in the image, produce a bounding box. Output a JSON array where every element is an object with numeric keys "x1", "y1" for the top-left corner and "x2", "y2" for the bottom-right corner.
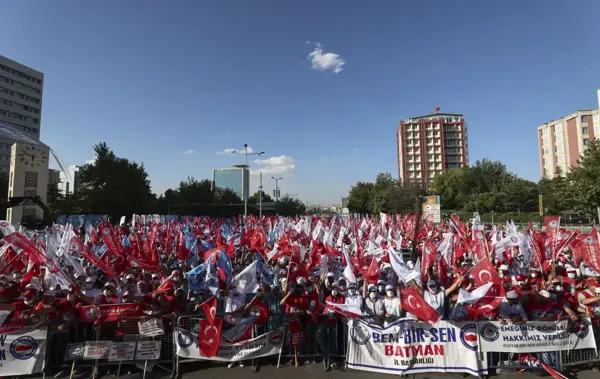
[
  {"x1": 58, "y1": 165, "x2": 82, "y2": 195},
  {"x1": 0, "y1": 56, "x2": 44, "y2": 174},
  {"x1": 213, "y1": 165, "x2": 249, "y2": 200},
  {"x1": 537, "y1": 90, "x2": 600, "y2": 179},
  {"x1": 48, "y1": 168, "x2": 60, "y2": 186},
  {"x1": 397, "y1": 113, "x2": 469, "y2": 187}
]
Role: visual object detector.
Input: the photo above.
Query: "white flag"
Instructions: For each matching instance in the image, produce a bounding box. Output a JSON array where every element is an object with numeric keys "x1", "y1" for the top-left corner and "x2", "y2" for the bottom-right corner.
[{"x1": 457, "y1": 282, "x2": 494, "y2": 304}]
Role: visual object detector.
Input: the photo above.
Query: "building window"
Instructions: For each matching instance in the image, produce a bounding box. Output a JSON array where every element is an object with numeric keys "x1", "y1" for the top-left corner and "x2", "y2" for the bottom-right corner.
[
  {"x1": 554, "y1": 124, "x2": 562, "y2": 132},
  {"x1": 582, "y1": 127, "x2": 589, "y2": 135},
  {"x1": 583, "y1": 138, "x2": 590, "y2": 147},
  {"x1": 582, "y1": 115, "x2": 588, "y2": 123}
]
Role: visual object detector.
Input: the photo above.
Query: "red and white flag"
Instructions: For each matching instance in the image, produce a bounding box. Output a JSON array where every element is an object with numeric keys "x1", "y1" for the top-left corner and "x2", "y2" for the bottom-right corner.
[
  {"x1": 400, "y1": 286, "x2": 440, "y2": 323},
  {"x1": 198, "y1": 318, "x2": 223, "y2": 357}
]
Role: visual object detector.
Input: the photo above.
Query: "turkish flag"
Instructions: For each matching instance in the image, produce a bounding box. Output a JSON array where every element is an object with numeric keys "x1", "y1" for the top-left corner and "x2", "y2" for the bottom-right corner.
[
  {"x1": 399, "y1": 286, "x2": 440, "y2": 323},
  {"x1": 198, "y1": 318, "x2": 223, "y2": 357},
  {"x1": 201, "y1": 296, "x2": 218, "y2": 326},
  {"x1": 469, "y1": 257, "x2": 501, "y2": 287},
  {"x1": 544, "y1": 216, "x2": 561, "y2": 260},
  {"x1": 364, "y1": 258, "x2": 380, "y2": 284}
]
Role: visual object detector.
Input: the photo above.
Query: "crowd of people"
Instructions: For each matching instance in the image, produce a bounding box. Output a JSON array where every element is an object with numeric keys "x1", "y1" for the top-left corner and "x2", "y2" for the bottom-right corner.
[{"x1": 0, "y1": 213, "x2": 599, "y2": 368}]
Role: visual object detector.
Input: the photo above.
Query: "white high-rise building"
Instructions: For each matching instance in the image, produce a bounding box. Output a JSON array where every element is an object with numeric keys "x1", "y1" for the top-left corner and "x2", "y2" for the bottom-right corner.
[
  {"x1": 58, "y1": 165, "x2": 83, "y2": 195},
  {"x1": 0, "y1": 56, "x2": 44, "y2": 174}
]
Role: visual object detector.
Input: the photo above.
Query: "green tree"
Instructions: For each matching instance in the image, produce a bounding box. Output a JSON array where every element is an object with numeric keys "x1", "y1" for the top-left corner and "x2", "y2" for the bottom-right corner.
[
  {"x1": 249, "y1": 191, "x2": 274, "y2": 204},
  {"x1": 76, "y1": 142, "x2": 156, "y2": 220},
  {"x1": 565, "y1": 139, "x2": 600, "y2": 217},
  {"x1": 275, "y1": 196, "x2": 306, "y2": 216},
  {"x1": 537, "y1": 170, "x2": 571, "y2": 215},
  {"x1": 347, "y1": 181, "x2": 375, "y2": 214}
]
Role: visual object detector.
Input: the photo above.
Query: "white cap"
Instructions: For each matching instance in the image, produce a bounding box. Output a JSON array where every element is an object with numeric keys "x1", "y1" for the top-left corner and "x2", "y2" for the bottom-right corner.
[
  {"x1": 506, "y1": 290, "x2": 518, "y2": 300},
  {"x1": 539, "y1": 290, "x2": 551, "y2": 299},
  {"x1": 499, "y1": 264, "x2": 509, "y2": 271},
  {"x1": 125, "y1": 274, "x2": 135, "y2": 280},
  {"x1": 327, "y1": 272, "x2": 334, "y2": 277},
  {"x1": 385, "y1": 284, "x2": 394, "y2": 291}
]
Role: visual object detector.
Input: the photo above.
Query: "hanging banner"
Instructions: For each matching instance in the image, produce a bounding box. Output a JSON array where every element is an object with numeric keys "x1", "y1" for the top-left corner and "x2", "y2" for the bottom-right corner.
[
  {"x1": 477, "y1": 319, "x2": 597, "y2": 353},
  {"x1": 0, "y1": 326, "x2": 47, "y2": 376},
  {"x1": 175, "y1": 327, "x2": 284, "y2": 362},
  {"x1": 346, "y1": 320, "x2": 487, "y2": 376}
]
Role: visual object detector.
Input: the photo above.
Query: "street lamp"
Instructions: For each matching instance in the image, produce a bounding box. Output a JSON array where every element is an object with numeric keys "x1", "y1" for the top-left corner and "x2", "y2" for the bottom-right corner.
[
  {"x1": 271, "y1": 177, "x2": 282, "y2": 201},
  {"x1": 240, "y1": 143, "x2": 264, "y2": 220}
]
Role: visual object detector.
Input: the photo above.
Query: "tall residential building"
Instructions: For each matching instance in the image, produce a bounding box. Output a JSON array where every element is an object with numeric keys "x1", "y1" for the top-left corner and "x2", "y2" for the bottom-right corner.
[
  {"x1": 213, "y1": 165, "x2": 250, "y2": 200},
  {"x1": 537, "y1": 90, "x2": 600, "y2": 179},
  {"x1": 0, "y1": 56, "x2": 44, "y2": 174},
  {"x1": 58, "y1": 165, "x2": 82, "y2": 195},
  {"x1": 397, "y1": 113, "x2": 469, "y2": 187}
]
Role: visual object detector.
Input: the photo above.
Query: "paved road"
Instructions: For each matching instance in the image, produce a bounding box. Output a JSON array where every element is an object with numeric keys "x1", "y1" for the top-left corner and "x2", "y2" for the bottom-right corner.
[{"x1": 173, "y1": 363, "x2": 599, "y2": 379}]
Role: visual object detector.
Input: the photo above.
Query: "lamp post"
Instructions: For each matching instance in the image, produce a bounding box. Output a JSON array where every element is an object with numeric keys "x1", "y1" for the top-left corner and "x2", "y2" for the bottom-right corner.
[
  {"x1": 241, "y1": 143, "x2": 264, "y2": 220},
  {"x1": 258, "y1": 172, "x2": 263, "y2": 219},
  {"x1": 271, "y1": 177, "x2": 282, "y2": 201}
]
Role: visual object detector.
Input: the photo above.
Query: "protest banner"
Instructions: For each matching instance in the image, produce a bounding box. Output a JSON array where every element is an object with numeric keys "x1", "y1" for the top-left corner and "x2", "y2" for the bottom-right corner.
[
  {"x1": 108, "y1": 342, "x2": 136, "y2": 361},
  {"x1": 175, "y1": 327, "x2": 284, "y2": 362},
  {"x1": 346, "y1": 320, "x2": 487, "y2": 376},
  {"x1": 83, "y1": 341, "x2": 112, "y2": 360},
  {"x1": 0, "y1": 325, "x2": 47, "y2": 376},
  {"x1": 478, "y1": 319, "x2": 597, "y2": 353},
  {"x1": 135, "y1": 341, "x2": 161, "y2": 360},
  {"x1": 138, "y1": 318, "x2": 164, "y2": 337}
]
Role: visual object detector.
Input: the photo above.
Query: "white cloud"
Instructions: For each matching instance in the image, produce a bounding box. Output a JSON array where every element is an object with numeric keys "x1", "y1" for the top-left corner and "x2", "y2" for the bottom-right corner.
[
  {"x1": 308, "y1": 43, "x2": 345, "y2": 74},
  {"x1": 183, "y1": 149, "x2": 196, "y2": 155},
  {"x1": 252, "y1": 155, "x2": 295, "y2": 175},
  {"x1": 217, "y1": 146, "x2": 254, "y2": 155}
]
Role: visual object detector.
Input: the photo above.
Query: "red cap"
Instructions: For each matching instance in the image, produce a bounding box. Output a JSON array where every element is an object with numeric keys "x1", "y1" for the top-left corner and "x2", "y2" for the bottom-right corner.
[{"x1": 23, "y1": 290, "x2": 35, "y2": 297}]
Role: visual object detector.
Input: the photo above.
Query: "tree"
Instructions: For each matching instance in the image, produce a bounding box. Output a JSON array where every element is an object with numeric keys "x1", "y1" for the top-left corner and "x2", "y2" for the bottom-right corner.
[
  {"x1": 46, "y1": 181, "x2": 65, "y2": 219},
  {"x1": 537, "y1": 170, "x2": 571, "y2": 215},
  {"x1": 275, "y1": 196, "x2": 306, "y2": 216},
  {"x1": 249, "y1": 191, "x2": 274, "y2": 204},
  {"x1": 347, "y1": 181, "x2": 375, "y2": 214},
  {"x1": 565, "y1": 139, "x2": 600, "y2": 217},
  {"x1": 76, "y1": 143, "x2": 156, "y2": 220}
]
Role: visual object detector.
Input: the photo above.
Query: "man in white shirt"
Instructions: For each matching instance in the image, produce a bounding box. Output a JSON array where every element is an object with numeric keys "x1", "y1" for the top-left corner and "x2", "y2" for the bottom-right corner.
[
  {"x1": 383, "y1": 284, "x2": 401, "y2": 326},
  {"x1": 423, "y1": 277, "x2": 463, "y2": 318},
  {"x1": 345, "y1": 283, "x2": 362, "y2": 307},
  {"x1": 498, "y1": 290, "x2": 527, "y2": 323}
]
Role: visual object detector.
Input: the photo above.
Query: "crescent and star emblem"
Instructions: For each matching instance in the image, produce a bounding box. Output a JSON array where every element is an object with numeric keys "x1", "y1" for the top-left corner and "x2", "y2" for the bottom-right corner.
[
  {"x1": 407, "y1": 295, "x2": 420, "y2": 309},
  {"x1": 478, "y1": 270, "x2": 492, "y2": 284},
  {"x1": 202, "y1": 325, "x2": 218, "y2": 345},
  {"x1": 210, "y1": 306, "x2": 216, "y2": 319}
]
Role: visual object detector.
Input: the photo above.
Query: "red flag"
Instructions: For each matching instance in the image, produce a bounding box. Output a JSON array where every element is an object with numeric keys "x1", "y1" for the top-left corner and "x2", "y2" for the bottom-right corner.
[
  {"x1": 247, "y1": 297, "x2": 269, "y2": 325},
  {"x1": 201, "y1": 297, "x2": 218, "y2": 326},
  {"x1": 434, "y1": 107, "x2": 440, "y2": 112},
  {"x1": 198, "y1": 318, "x2": 223, "y2": 357},
  {"x1": 152, "y1": 279, "x2": 175, "y2": 296},
  {"x1": 576, "y1": 229, "x2": 600, "y2": 274},
  {"x1": 399, "y1": 286, "x2": 440, "y2": 323},
  {"x1": 364, "y1": 258, "x2": 380, "y2": 284},
  {"x1": 544, "y1": 216, "x2": 561, "y2": 260},
  {"x1": 80, "y1": 304, "x2": 141, "y2": 323},
  {"x1": 540, "y1": 363, "x2": 569, "y2": 379}
]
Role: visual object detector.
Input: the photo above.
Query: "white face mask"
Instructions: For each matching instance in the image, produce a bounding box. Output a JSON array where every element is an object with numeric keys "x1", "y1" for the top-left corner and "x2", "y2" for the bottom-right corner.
[
  {"x1": 429, "y1": 286, "x2": 438, "y2": 293},
  {"x1": 531, "y1": 273, "x2": 537, "y2": 278},
  {"x1": 103, "y1": 290, "x2": 112, "y2": 297},
  {"x1": 568, "y1": 273, "x2": 576, "y2": 279},
  {"x1": 24, "y1": 298, "x2": 34, "y2": 305},
  {"x1": 369, "y1": 292, "x2": 377, "y2": 300},
  {"x1": 594, "y1": 287, "x2": 600, "y2": 295},
  {"x1": 331, "y1": 290, "x2": 339, "y2": 296},
  {"x1": 386, "y1": 290, "x2": 394, "y2": 297}
]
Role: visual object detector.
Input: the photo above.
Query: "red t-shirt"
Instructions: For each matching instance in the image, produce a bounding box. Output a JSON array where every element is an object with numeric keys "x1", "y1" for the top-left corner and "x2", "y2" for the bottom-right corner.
[
  {"x1": 33, "y1": 302, "x2": 58, "y2": 320},
  {"x1": 12, "y1": 301, "x2": 34, "y2": 319}
]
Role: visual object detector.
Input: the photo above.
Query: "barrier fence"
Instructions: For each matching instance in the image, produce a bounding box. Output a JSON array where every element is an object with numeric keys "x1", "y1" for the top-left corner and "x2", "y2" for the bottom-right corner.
[{"x1": 6, "y1": 313, "x2": 600, "y2": 378}]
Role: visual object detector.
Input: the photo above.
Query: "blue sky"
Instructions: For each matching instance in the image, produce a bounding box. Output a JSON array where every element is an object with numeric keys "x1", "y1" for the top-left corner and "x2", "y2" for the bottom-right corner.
[{"x1": 3, "y1": 1, "x2": 600, "y2": 205}]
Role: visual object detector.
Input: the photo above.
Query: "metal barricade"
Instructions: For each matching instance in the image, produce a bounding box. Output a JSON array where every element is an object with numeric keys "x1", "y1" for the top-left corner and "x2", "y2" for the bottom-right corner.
[
  {"x1": 560, "y1": 323, "x2": 600, "y2": 369},
  {"x1": 485, "y1": 351, "x2": 561, "y2": 375},
  {"x1": 42, "y1": 316, "x2": 175, "y2": 379}
]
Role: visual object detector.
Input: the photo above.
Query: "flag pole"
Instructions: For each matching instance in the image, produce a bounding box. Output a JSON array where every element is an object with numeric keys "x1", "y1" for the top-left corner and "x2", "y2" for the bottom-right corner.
[{"x1": 259, "y1": 172, "x2": 263, "y2": 219}]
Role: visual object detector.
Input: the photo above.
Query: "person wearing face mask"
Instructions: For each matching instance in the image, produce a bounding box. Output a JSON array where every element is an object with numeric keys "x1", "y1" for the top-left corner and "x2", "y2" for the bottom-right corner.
[
  {"x1": 96, "y1": 283, "x2": 121, "y2": 305},
  {"x1": 448, "y1": 291, "x2": 468, "y2": 321},
  {"x1": 337, "y1": 278, "x2": 348, "y2": 295},
  {"x1": 151, "y1": 274, "x2": 161, "y2": 291},
  {"x1": 362, "y1": 284, "x2": 384, "y2": 326},
  {"x1": 423, "y1": 277, "x2": 464, "y2": 317},
  {"x1": 305, "y1": 280, "x2": 320, "y2": 316},
  {"x1": 498, "y1": 290, "x2": 528, "y2": 324},
  {"x1": 376, "y1": 280, "x2": 386, "y2": 299},
  {"x1": 345, "y1": 283, "x2": 363, "y2": 307},
  {"x1": 323, "y1": 272, "x2": 335, "y2": 295},
  {"x1": 82, "y1": 277, "x2": 101, "y2": 299},
  {"x1": 576, "y1": 279, "x2": 600, "y2": 316},
  {"x1": 33, "y1": 291, "x2": 58, "y2": 322},
  {"x1": 382, "y1": 285, "x2": 401, "y2": 326}
]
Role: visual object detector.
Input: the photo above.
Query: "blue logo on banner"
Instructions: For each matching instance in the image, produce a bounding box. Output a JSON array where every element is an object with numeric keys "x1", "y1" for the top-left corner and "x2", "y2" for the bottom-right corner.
[
  {"x1": 10, "y1": 336, "x2": 38, "y2": 360},
  {"x1": 459, "y1": 324, "x2": 479, "y2": 351},
  {"x1": 177, "y1": 330, "x2": 194, "y2": 348},
  {"x1": 480, "y1": 323, "x2": 500, "y2": 342}
]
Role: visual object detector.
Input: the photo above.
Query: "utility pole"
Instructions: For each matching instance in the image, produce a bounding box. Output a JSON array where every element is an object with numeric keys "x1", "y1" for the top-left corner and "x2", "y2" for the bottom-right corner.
[
  {"x1": 271, "y1": 176, "x2": 282, "y2": 201},
  {"x1": 238, "y1": 143, "x2": 265, "y2": 220},
  {"x1": 259, "y1": 172, "x2": 263, "y2": 219}
]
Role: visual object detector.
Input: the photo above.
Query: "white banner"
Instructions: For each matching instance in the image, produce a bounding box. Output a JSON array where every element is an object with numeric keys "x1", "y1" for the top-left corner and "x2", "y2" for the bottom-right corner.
[
  {"x1": 0, "y1": 326, "x2": 47, "y2": 376},
  {"x1": 478, "y1": 319, "x2": 597, "y2": 353},
  {"x1": 175, "y1": 327, "x2": 283, "y2": 362},
  {"x1": 346, "y1": 320, "x2": 487, "y2": 376}
]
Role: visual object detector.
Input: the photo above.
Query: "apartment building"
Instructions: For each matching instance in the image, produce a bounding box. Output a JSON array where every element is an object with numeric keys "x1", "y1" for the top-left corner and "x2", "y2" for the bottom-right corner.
[
  {"x1": 397, "y1": 113, "x2": 469, "y2": 187},
  {"x1": 537, "y1": 90, "x2": 600, "y2": 178}
]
